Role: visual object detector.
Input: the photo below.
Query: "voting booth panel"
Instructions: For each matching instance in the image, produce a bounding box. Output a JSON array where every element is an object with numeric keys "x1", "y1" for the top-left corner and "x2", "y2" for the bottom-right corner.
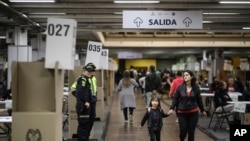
[
  {"x1": 96, "y1": 87, "x2": 104, "y2": 120},
  {"x1": 68, "y1": 66, "x2": 82, "y2": 138},
  {"x1": 11, "y1": 61, "x2": 64, "y2": 141}
]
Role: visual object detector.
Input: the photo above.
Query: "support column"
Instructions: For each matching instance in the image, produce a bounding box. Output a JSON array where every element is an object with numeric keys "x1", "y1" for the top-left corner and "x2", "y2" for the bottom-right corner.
[
  {"x1": 7, "y1": 27, "x2": 31, "y2": 89},
  {"x1": 14, "y1": 27, "x2": 27, "y2": 46}
]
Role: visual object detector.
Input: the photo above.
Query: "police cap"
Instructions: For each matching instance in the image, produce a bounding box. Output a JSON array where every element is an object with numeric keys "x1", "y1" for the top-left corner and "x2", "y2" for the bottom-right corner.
[{"x1": 83, "y1": 63, "x2": 96, "y2": 72}]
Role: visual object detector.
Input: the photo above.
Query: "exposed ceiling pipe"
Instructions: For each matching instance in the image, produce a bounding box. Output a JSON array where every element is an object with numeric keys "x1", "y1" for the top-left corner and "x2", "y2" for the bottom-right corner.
[{"x1": 0, "y1": 1, "x2": 45, "y2": 32}]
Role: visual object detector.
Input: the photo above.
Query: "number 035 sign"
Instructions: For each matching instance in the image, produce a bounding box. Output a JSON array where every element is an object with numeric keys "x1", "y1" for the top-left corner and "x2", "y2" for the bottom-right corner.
[
  {"x1": 45, "y1": 18, "x2": 77, "y2": 70},
  {"x1": 85, "y1": 41, "x2": 103, "y2": 69}
]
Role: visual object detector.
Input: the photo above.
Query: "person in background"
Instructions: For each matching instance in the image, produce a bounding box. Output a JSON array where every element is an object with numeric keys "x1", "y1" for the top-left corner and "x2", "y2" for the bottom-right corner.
[
  {"x1": 140, "y1": 96, "x2": 169, "y2": 141},
  {"x1": 227, "y1": 77, "x2": 243, "y2": 93},
  {"x1": 71, "y1": 63, "x2": 96, "y2": 141},
  {"x1": 0, "y1": 81, "x2": 12, "y2": 116},
  {"x1": 200, "y1": 77, "x2": 210, "y2": 90},
  {"x1": 145, "y1": 65, "x2": 162, "y2": 107},
  {"x1": 209, "y1": 76, "x2": 218, "y2": 92},
  {"x1": 169, "y1": 71, "x2": 183, "y2": 98},
  {"x1": 213, "y1": 80, "x2": 234, "y2": 120},
  {"x1": 168, "y1": 71, "x2": 183, "y2": 122},
  {"x1": 139, "y1": 71, "x2": 150, "y2": 104},
  {"x1": 160, "y1": 71, "x2": 172, "y2": 98},
  {"x1": 116, "y1": 70, "x2": 139, "y2": 122},
  {"x1": 168, "y1": 70, "x2": 207, "y2": 141}
]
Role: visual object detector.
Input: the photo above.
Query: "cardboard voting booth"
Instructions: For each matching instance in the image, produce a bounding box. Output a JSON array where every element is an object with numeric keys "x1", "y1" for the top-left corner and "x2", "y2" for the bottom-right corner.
[{"x1": 11, "y1": 61, "x2": 64, "y2": 141}]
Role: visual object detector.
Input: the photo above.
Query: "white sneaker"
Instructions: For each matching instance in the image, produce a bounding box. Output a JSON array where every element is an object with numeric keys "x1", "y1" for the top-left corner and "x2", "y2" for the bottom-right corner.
[
  {"x1": 129, "y1": 115, "x2": 133, "y2": 122},
  {"x1": 175, "y1": 119, "x2": 179, "y2": 123}
]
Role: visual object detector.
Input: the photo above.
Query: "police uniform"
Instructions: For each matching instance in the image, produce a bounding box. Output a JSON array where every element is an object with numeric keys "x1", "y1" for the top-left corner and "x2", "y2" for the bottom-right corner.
[
  {"x1": 71, "y1": 62, "x2": 97, "y2": 141},
  {"x1": 89, "y1": 75, "x2": 97, "y2": 136},
  {"x1": 75, "y1": 75, "x2": 92, "y2": 141}
]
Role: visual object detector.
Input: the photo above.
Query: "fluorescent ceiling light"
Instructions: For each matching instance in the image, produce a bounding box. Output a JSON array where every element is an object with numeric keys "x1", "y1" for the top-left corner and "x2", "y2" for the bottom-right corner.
[
  {"x1": 29, "y1": 13, "x2": 66, "y2": 15},
  {"x1": 243, "y1": 27, "x2": 250, "y2": 30},
  {"x1": 0, "y1": 36, "x2": 6, "y2": 39},
  {"x1": 219, "y1": 1, "x2": 250, "y2": 4},
  {"x1": 114, "y1": 0, "x2": 160, "y2": 4},
  {"x1": 9, "y1": 0, "x2": 55, "y2": 2},
  {"x1": 203, "y1": 12, "x2": 240, "y2": 15},
  {"x1": 202, "y1": 21, "x2": 214, "y2": 23}
]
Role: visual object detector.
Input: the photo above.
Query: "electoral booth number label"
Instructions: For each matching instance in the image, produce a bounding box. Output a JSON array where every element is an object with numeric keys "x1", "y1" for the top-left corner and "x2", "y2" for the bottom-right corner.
[
  {"x1": 45, "y1": 18, "x2": 77, "y2": 70},
  {"x1": 85, "y1": 41, "x2": 102, "y2": 69}
]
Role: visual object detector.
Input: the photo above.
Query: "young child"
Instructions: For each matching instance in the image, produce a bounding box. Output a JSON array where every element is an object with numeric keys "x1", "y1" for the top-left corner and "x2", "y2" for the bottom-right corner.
[{"x1": 140, "y1": 96, "x2": 169, "y2": 141}]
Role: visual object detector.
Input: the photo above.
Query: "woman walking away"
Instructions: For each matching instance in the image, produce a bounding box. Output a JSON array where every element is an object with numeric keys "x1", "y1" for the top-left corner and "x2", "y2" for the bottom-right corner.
[
  {"x1": 116, "y1": 70, "x2": 139, "y2": 122},
  {"x1": 140, "y1": 96, "x2": 169, "y2": 141},
  {"x1": 167, "y1": 70, "x2": 207, "y2": 141}
]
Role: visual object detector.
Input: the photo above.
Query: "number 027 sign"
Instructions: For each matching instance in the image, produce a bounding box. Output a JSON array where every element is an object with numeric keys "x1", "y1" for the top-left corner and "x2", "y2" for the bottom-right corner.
[
  {"x1": 85, "y1": 41, "x2": 103, "y2": 69},
  {"x1": 45, "y1": 18, "x2": 77, "y2": 70}
]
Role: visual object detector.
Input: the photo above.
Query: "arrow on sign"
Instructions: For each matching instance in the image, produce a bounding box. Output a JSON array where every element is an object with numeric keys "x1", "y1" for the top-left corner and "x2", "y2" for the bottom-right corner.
[
  {"x1": 134, "y1": 17, "x2": 143, "y2": 27},
  {"x1": 183, "y1": 17, "x2": 192, "y2": 27}
]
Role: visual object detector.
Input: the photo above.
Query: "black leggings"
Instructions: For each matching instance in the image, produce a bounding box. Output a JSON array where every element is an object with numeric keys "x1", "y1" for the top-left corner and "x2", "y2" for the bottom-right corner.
[
  {"x1": 178, "y1": 112, "x2": 199, "y2": 141},
  {"x1": 123, "y1": 107, "x2": 134, "y2": 120},
  {"x1": 148, "y1": 129, "x2": 161, "y2": 141}
]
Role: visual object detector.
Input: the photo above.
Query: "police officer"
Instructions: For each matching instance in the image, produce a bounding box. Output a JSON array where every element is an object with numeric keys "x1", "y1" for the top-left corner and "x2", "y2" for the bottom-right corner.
[
  {"x1": 72, "y1": 63, "x2": 95, "y2": 141},
  {"x1": 85, "y1": 63, "x2": 97, "y2": 137}
]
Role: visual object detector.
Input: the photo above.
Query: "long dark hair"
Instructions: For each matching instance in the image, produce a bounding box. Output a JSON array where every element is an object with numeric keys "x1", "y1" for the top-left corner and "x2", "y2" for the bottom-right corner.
[
  {"x1": 122, "y1": 70, "x2": 131, "y2": 87},
  {"x1": 183, "y1": 70, "x2": 197, "y2": 88},
  {"x1": 149, "y1": 96, "x2": 162, "y2": 111}
]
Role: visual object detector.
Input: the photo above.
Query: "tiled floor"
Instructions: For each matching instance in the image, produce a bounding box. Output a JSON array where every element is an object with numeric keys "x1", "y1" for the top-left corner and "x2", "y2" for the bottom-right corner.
[
  {"x1": 105, "y1": 93, "x2": 214, "y2": 141},
  {"x1": 0, "y1": 91, "x2": 230, "y2": 141}
]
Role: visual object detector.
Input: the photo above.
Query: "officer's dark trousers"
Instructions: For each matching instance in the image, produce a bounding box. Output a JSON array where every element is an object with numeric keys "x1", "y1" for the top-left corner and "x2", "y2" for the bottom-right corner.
[
  {"x1": 76, "y1": 104, "x2": 91, "y2": 141},
  {"x1": 89, "y1": 100, "x2": 96, "y2": 135},
  {"x1": 178, "y1": 112, "x2": 198, "y2": 141}
]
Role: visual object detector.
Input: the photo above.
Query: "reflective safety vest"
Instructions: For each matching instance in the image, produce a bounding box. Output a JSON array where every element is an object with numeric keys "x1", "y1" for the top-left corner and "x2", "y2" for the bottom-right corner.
[
  {"x1": 71, "y1": 75, "x2": 97, "y2": 97},
  {"x1": 89, "y1": 76, "x2": 97, "y2": 96}
]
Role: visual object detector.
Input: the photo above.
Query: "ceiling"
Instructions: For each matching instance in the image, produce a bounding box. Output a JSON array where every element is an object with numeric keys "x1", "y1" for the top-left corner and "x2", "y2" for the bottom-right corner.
[{"x1": 0, "y1": 0, "x2": 250, "y2": 59}]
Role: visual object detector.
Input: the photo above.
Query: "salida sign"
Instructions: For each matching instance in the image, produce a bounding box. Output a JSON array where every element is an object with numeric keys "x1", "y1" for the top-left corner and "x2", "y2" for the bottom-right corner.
[{"x1": 123, "y1": 11, "x2": 202, "y2": 29}]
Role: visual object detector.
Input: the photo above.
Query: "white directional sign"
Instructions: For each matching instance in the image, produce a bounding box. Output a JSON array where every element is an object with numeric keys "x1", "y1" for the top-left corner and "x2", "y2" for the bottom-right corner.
[
  {"x1": 45, "y1": 18, "x2": 77, "y2": 70},
  {"x1": 123, "y1": 11, "x2": 202, "y2": 29},
  {"x1": 85, "y1": 41, "x2": 102, "y2": 69}
]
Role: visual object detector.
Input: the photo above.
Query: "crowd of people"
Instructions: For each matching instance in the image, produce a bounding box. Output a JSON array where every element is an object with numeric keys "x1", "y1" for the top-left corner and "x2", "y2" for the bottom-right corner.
[{"x1": 114, "y1": 65, "x2": 250, "y2": 141}]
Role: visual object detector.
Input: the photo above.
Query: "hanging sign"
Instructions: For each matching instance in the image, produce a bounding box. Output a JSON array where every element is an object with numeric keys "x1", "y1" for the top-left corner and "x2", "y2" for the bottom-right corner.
[
  {"x1": 45, "y1": 18, "x2": 77, "y2": 70},
  {"x1": 123, "y1": 11, "x2": 202, "y2": 29},
  {"x1": 99, "y1": 49, "x2": 109, "y2": 70},
  {"x1": 85, "y1": 41, "x2": 102, "y2": 69}
]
